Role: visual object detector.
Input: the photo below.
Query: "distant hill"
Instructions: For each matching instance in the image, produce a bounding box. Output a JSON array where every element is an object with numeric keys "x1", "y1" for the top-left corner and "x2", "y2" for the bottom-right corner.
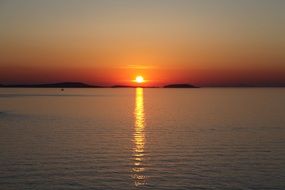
[
  {"x1": 111, "y1": 85, "x2": 135, "y2": 88},
  {"x1": 0, "y1": 82, "x2": 199, "y2": 88},
  {"x1": 164, "y1": 83, "x2": 198, "y2": 88},
  {"x1": 0, "y1": 82, "x2": 102, "y2": 88}
]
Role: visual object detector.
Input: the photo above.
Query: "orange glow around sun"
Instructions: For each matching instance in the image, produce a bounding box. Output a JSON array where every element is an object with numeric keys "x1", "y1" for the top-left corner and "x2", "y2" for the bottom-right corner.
[{"x1": 135, "y1": 76, "x2": 144, "y2": 83}]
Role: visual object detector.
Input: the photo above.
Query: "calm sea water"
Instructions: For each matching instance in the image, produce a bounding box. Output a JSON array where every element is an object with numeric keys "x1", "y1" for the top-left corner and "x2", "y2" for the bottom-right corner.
[{"x1": 0, "y1": 88, "x2": 284, "y2": 190}]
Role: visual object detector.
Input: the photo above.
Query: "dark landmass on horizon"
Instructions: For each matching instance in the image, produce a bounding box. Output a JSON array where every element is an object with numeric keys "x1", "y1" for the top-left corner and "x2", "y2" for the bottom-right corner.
[
  {"x1": 0, "y1": 82, "x2": 285, "y2": 88},
  {"x1": 0, "y1": 82, "x2": 197, "y2": 88},
  {"x1": 202, "y1": 83, "x2": 285, "y2": 87},
  {"x1": 164, "y1": 84, "x2": 198, "y2": 88},
  {"x1": 111, "y1": 85, "x2": 136, "y2": 88},
  {"x1": 0, "y1": 82, "x2": 101, "y2": 88},
  {"x1": 111, "y1": 85, "x2": 159, "y2": 88}
]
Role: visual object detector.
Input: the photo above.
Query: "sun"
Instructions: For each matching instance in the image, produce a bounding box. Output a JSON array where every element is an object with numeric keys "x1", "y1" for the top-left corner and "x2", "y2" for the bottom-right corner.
[{"x1": 135, "y1": 76, "x2": 144, "y2": 83}]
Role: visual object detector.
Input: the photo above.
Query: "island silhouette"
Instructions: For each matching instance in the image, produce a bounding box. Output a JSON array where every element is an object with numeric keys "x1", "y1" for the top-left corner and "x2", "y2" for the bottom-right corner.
[
  {"x1": 0, "y1": 82, "x2": 199, "y2": 88},
  {"x1": 111, "y1": 85, "x2": 136, "y2": 88},
  {"x1": 1, "y1": 82, "x2": 285, "y2": 88},
  {"x1": 164, "y1": 84, "x2": 198, "y2": 88},
  {"x1": 0, "y1": 82, "x2": 101, "y2": 88}
]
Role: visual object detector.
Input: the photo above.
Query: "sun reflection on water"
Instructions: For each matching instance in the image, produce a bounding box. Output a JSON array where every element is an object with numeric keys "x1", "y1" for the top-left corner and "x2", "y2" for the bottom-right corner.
[{"x1": 132, "y1": 87, "x2": 147, "y2": 186}]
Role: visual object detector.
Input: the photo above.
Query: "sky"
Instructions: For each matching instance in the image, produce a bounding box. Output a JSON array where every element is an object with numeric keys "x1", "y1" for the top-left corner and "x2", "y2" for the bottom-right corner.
[{"x1": 0, "y1": 0, "x2": 284, "y2": 86}]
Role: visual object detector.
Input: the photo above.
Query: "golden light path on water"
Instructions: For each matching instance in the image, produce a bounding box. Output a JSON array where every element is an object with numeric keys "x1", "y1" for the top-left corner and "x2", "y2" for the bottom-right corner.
[{"x1": 132, "y1": 88, "x2": 147, "y2": 186}]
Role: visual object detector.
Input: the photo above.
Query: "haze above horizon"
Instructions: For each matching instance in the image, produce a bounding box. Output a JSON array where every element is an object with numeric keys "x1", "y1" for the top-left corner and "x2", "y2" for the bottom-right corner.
[{"x1": 0, "y1": 0, "x2": 285, "y2": 86}]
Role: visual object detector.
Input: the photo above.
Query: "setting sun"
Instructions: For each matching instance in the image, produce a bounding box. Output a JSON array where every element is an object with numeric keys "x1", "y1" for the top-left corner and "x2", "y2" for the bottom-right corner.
[{"x1": 135, "y1": 76, "x2": 145, "y2": 83}]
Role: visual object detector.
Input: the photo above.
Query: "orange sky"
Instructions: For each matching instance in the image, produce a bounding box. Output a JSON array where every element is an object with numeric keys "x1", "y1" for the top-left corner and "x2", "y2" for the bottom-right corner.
[{"x1": 0, "y1": 0, "x2": 285, "y2": 86}]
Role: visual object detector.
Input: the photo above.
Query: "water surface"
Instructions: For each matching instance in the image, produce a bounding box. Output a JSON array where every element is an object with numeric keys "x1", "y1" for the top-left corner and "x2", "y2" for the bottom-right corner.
[{"x1": 0, "y1": 88, "x2": 284, "y2": 189}]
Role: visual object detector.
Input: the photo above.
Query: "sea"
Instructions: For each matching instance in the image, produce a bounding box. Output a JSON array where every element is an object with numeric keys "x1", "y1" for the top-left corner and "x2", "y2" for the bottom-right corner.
[{"x1": 0, "y1": 88, "x2": 284, "y2": 190}]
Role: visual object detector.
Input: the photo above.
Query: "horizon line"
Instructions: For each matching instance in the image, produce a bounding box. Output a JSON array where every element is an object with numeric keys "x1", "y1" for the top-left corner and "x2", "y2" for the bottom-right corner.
[{"x1": 1, "y1": 81, "x2": 285, "y2": 88}]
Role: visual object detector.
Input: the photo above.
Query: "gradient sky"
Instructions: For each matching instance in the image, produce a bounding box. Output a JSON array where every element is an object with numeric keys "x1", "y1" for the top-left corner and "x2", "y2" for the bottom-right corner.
[{"x1": 0, "y1": 0, "x2": 285, "y2": 86}]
